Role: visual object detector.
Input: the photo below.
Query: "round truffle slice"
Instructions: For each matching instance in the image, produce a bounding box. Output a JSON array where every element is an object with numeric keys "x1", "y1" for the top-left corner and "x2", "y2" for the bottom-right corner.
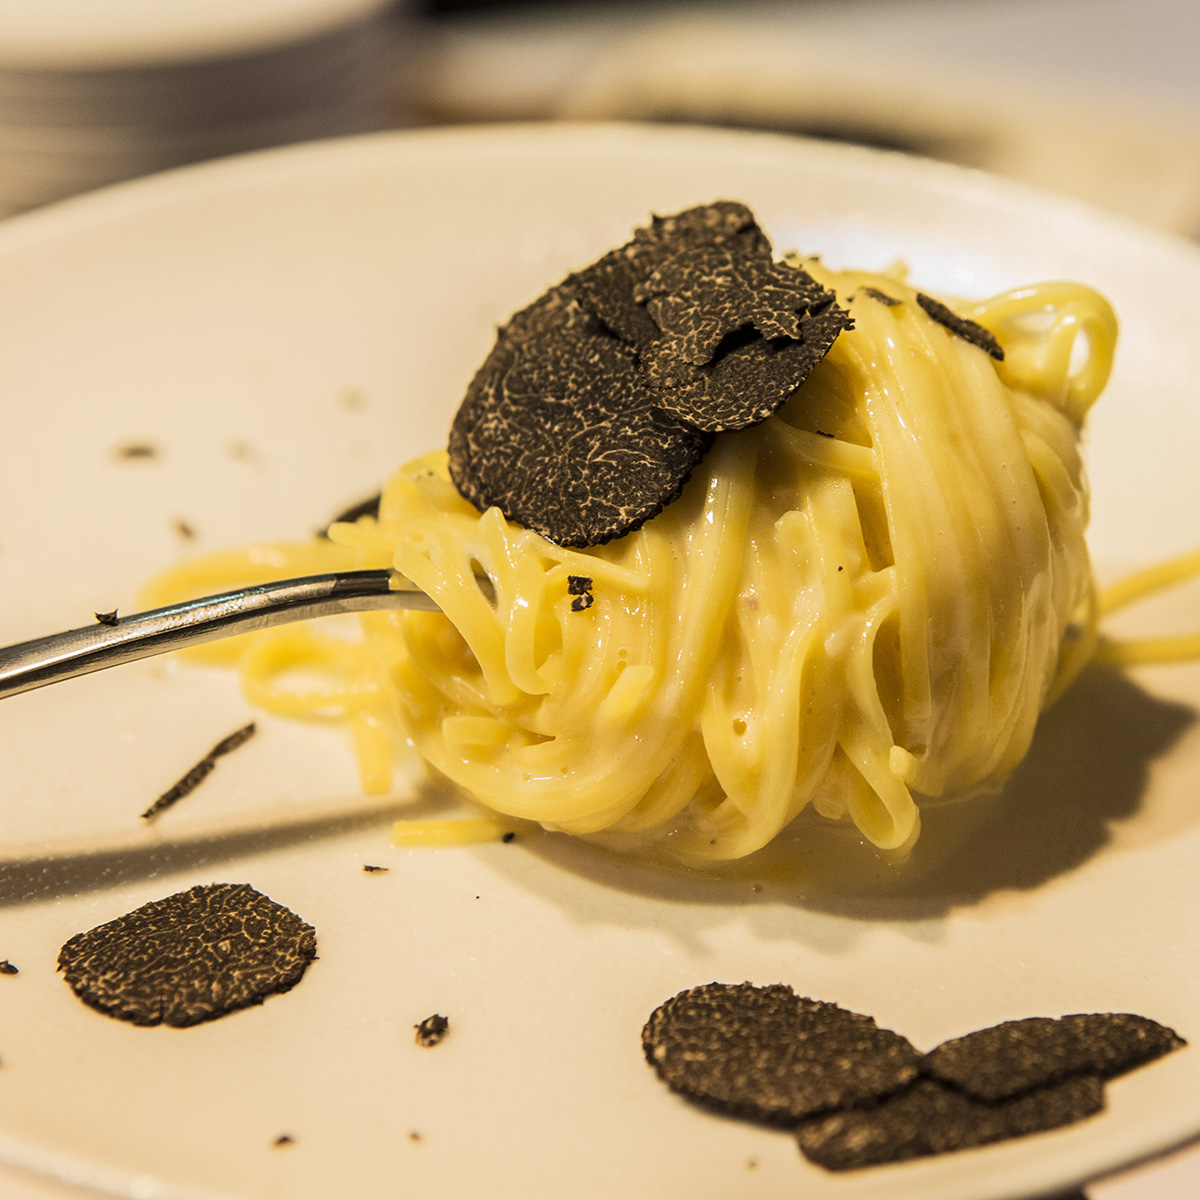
[
  {"x1": 58, "y1": 882, "x2": 317, "y2": 1027},
  {"x1": 642, "y1": 982, "x2": 921, "y2": 1125}
]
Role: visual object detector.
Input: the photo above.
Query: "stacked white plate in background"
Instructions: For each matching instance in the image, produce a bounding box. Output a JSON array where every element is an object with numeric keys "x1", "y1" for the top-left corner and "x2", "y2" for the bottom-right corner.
[{"x1": 0, "y1": 0, "x2": 402, "y2": 219}]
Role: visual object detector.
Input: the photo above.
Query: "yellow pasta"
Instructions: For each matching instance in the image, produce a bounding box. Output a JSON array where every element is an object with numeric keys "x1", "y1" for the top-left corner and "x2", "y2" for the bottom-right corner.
[{"x1": 146, "y1": 260, "x2": 1126, "y2": 865}]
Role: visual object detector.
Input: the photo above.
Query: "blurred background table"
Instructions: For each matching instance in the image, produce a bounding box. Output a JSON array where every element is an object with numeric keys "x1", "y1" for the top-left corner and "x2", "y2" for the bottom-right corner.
[{"x1": 404, "y1": 0, "x2": 1200, "y2": 240}]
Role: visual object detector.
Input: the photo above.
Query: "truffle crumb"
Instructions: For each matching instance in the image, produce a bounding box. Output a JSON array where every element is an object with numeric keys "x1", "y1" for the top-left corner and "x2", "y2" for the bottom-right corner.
[
  {"x1": 861, "y1": 287, "x2": 901, "y2": 307},
  {"x1": 116, "y1": 443, "x2": 158, "y2": 460},
  {"x1": 94, "y1": 609, "x2": 120, "y2": 627},
  {"x1": 362, "y1": 864, "x2": 390, "y2": 874},
  {"x1": 273, "y1": 1135, "x2": 295, "y2": 1147},
  {"x1": 409, "y1": 1131, "x2": 422, "y2": 1143},
  {"x1": 173, "y1": 518, "x2": 196, "y2": 540},
  {"x1": 568, "y1": 574, "x2": 595, "y2": 612},
  {"x1": 415, "y1": 1014, "x2": 450, "y2": 1047},
  {"x1": 501, "y1": 831, "x2": 516, "y2": 844},
  {"x1": 140, "y1": 722, "x2": 256, "y2": 820},
  {"x1": 0, "y1": 960, "x2": 17, "y2": 976},
  {"x1": 57, "y1": 882, "x2": 317, "y2": 1027}
]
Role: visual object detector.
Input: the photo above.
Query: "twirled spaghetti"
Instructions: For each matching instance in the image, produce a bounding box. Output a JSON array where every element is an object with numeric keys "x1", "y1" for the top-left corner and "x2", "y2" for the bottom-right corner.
[{"x1": 144, "y1": 259, "x2": 1122, "y2": 865}]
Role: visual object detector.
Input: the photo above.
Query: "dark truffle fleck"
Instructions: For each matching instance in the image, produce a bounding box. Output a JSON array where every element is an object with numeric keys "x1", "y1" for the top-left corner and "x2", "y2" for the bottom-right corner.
[
  {"x1": 449, "y1": 202, "x2": 851, "y2": 547},
  {"x1": 861, "y1": 287, "x2": 901, "y2": 307},
  {"x1": 140, "y1": 722, "x2": 256, "y2": 820},
  {"x1": 568, "y1": 574, "x2": 595, "y2": 612},
  {"x1": 795, "y1": 1075, "x2": 1104, "y2": 1170},
  {"x1": 362, "y1": 864, "x2": 390, "y2": 874},
  {"x1": 273, "y1": 1135, "x2": 295, "y2": 1147},
  {"x1": 923, "y1": 1013, "x2": 1186, "y2": 1102},
  {"x1": 94, "y1": 609, "x2": 120, "y2": 627},
  {"x1": 57, "y1": 882, "x2": 317, "y2": 1027},
  {"x1": 116, "y1": 443, "x2": 158, "y2": 460},
  {"x1": 0, "y1": 960, "x2": 17, "y2": 976},
  {"x1": 415, "y1": 1014, "x2": 450, "y2": 1047},
  {"x1": 501, "y1": 831, "x2": 516, "y2": 844},
  {"x1": 916, "y1": 292, "x2": 1004, "y2": 360},
  {"x1": 173, "y1": 518, "x2": 196, "y2": 540},
  {"x1": 642, "y1": 983, "x2": 920, "y2": 1125}
]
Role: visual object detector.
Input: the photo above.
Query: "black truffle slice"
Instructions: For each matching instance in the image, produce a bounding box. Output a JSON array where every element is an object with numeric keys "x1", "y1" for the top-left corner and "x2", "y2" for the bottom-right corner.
[
  {"x1": 642, "y1": 982, "x2": 921, "y2": 1125},
  {"x1": 923, "y1": 1013, "x2": 1185, "y2": 1102},
  {"x1": 58, "y1": 882, "x2": 317, "y2": 1027},
  {"x1": 449, "y1": 290, "x2": 711, "y2": 548},
  {"x1": 641, "y1": 309, "x2": 847, "y2": 432},
  {"x1": 449, "y1": 201, "x2": 850, "y2": 547},
  {"x1": 567, "y1": 248, "x2": 662, "y2": 350},
  {"x1": 642, "y1": 199, "x2": 773, "y2": 254},
  {"x1": 636, "y1": 254, "x2": 847, "y2": 432},
  {"x1": 916, "y1": 292, "x2": 1004, "y2": 360},
  {"x1": 635, "y1": 245, "x2": 830, "y2": 367},
  {"x1": 795, "y1": 1075, "x2": 1104, "y2": 1171}
]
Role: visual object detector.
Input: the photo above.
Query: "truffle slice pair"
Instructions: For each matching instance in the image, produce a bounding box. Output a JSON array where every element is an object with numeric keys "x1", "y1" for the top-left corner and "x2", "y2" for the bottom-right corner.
[
  {"x1": 796, "y1": 1012, "x2": 1184, "y2": 1170},
  {"x1": 449, "y1": 201, "x2": 852, "y2": 548},
  {"x1": 642, "y1": 982, "x2": 1185, "y2": 1172}
]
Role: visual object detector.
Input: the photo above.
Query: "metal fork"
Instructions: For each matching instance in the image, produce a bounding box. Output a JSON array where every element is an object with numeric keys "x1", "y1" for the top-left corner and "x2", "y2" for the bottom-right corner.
[{"x1": 0, "y1": 570, "x2": 439, "y2": 701}]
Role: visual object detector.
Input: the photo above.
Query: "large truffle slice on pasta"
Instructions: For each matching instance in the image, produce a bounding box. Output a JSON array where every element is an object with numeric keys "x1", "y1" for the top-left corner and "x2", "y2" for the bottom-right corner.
[
  {"x1": 448, "y1": 201, "x2": 850, "y2": 546},
  {"x1": 642, "y1": 982, "x2": 920, "y2": 1124},
  {"x1": 58, "y1": 882, "x2": 317, "y2": 1027},
  {"x1": 922, "y1": 1013, "x2": 1185, "y2": 1101},
  {"x1": 448, "y1": 286, "x2": 711, "y2": 548},
  {"x1": 795, "y1": 1075, "x2": 1105, "y2": 1170}
]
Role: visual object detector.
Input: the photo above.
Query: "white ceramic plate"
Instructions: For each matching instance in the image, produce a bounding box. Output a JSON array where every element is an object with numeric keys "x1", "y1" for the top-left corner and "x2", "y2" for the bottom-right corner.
[{"x1": 0, "y1": 124, "x2": 1198, "y2": 1200}]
